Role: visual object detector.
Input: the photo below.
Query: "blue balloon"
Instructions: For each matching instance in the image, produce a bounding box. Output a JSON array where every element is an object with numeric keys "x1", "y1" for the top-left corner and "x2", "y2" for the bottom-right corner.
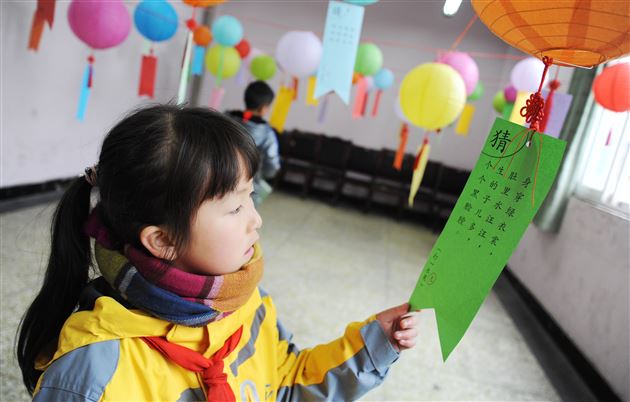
[
  {"x1": 344, "y1": 0, "x2": 379, "y2": 5},
  {"x1": 374, "y1": 68, "x2": 394, "y2": 90},
  {"x1": 134, "y1": 0, "x2": 178, "y2": 42},
  {"x1": 212, "y1": 15, "x2": 243, "y2": 47}
]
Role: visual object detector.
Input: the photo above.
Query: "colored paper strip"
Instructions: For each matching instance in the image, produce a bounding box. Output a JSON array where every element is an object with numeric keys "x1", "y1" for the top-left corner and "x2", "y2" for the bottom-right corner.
[
  {"x1": 139, "y1": 54, "x2": 157, "y2": 98},
  {"x1": 209, "y1": 87, "x2": 226, "y2": 110},
  {"x1": 306, "y1": 76, "x2": 319, "y2": 106},
  {"x1": 408, "y1": 138, "x2": 430, "y2": 206},
  {"x1": 509, "y1": 91, "x2": 531, "y2": 125},
  {"x1": 315, "y1": 1, "x2": 364, "y2": 104},
  {"x1": 455, "y1": 103, "x2": 475, "y2": 136},
  {"x1": 540, "y1": 90, "x2": 573, "y2": 139},
  {"x1": 76, "y1": 64, "x2": 91, "y2": 121},
  {"x1": 270, "y1": 86, "x2": 294, "y2": 133},
  {"x1": 191, "y1": 45, "x2": 205, "y2": 76},
  {"x1": 409, "y1": 118, "x2": 566, "y2": 361}
]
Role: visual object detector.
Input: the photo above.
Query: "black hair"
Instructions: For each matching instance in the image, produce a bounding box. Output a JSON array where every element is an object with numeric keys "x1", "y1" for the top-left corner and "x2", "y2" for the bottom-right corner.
[
  {"x1": 16, "y1": 105, "x2": 259, "y2": 393},
  {"x1": 244, "y1": 80, "x2": 275, "y2": 110}
]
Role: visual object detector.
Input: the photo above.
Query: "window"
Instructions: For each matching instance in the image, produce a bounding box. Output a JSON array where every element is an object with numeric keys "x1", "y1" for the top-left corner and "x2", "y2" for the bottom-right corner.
[{"x1": 576, "y1": 57, "x2": 630, "y2": 215}]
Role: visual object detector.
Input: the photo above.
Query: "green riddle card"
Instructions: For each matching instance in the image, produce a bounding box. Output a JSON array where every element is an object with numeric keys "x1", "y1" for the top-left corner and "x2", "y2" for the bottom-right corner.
[{"x1": 409, "y1": 118, "x2": 567, "y2": 360}]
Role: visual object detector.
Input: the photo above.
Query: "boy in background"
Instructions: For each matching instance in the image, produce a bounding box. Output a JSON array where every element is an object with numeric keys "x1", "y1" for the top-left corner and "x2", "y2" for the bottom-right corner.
[{"x1": 227, "y1": 81, "x2": 280, "y2": 206}]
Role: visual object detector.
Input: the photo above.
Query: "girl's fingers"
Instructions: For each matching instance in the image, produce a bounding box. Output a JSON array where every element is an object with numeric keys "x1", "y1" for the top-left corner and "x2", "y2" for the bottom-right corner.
[
  {"x1": 398, "y1": 315, "x2": 418, "y2": 329},
  {"x1": 394, "y1": 328, "x2": 418, "y2": 341},
  {"x1": 398, "y1": 338, "x2": 417, "y2": 349}
]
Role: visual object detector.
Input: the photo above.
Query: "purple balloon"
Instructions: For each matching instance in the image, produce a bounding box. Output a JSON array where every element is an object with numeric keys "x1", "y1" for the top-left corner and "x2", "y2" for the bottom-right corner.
[
  {"x1": 437, "y1": 51, "x2": 479, "y2": 96},
  {"x1": 504, "y1": 85, "x2": 517, "y2": 103},
  {"x1": 68, "y1": 0, "x2": 131, "y2": 50}
]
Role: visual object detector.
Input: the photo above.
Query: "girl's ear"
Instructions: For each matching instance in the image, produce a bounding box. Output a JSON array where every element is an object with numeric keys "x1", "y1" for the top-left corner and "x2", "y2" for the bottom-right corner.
[{"x1": 139, "y1": 225, "x2": 177, "y2": 260}]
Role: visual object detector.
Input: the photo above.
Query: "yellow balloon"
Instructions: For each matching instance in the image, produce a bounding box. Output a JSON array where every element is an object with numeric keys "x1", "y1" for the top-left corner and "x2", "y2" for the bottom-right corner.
[{"x1": 399, "y1": 63, "x2": 466, "y2": 130}]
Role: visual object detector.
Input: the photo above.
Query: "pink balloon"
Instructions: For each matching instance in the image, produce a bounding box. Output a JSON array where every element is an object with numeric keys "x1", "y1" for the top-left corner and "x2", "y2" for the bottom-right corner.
[
  {"x1": 503, "y1": 85, "x2": 517, "y2": 103},
  {"x1": 437, "y1": 51, "x2": 479, "y2": 96},
  {"x1": 68, "y1": 0, "x2": 131, "y2": 50}
]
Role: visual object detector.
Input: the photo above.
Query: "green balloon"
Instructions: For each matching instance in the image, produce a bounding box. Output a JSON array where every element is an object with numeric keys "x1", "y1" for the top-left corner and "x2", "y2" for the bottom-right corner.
[
  {"x1": 250, "y1": 55, "x2": 277, "y2": 81},
  {"x1": 468, "y1": 81, "x2": 484, "y2": 101},
  {"x1": 492, "y1": 90, "x2": 506, "y2": 114},
  {"x1": 354, "y1": 43, "x2": 383, "y2": 76},
  {"x1": 205, "y1": 45, "x2": 241, "y2": 79}
]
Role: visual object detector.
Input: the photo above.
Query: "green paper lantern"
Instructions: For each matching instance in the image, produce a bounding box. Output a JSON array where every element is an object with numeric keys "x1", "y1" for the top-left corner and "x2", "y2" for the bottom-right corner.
[
  {"x1": 250, "y1": 55, "x2": 277, "y2": 81},
  {"x1": 354, "y1": 43, "x2": 383, "y2": 76},
  {"x1": 492, "y1": 90, "x2": 506, "y2": 114},
  {"x1": 206, "y1": 45, "x2": 241, "y2": 79}
]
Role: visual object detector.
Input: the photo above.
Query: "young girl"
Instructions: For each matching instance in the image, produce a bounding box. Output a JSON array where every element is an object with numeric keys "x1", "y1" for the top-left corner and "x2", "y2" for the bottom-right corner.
[{"x1": 17, "y1": 105, "x2": 419, "y2": 402}]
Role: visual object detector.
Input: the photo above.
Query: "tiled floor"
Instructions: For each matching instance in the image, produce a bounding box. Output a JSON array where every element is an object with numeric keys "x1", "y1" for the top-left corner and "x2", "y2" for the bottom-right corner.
[{"x1": 1, "y1": 192, "x2": 559, "y2": 401}]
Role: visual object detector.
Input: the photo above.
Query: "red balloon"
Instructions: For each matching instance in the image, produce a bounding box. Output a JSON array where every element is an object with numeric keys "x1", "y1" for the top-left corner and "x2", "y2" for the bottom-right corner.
[
  {"x1": 593, "y1": 62, "x2": 630, "y2": 112},
  {"x1": 235, "y1": 39, "x2": 251, "y2": 59}
]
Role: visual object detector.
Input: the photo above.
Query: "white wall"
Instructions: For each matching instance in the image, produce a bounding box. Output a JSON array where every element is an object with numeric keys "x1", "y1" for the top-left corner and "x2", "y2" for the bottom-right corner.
[
  {"x1": 2, "y1": 1, "x2": 520, "y2": 188},
  {"x1": 510, "y1": 197, "x2": 630, "y2": 401}
]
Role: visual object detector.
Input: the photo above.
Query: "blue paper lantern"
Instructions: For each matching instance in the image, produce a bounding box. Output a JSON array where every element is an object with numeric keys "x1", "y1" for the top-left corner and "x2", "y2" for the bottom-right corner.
[
  {"x1": 134, "y1": 0, "x2": 178, "y2": 42},
  {"x1": 212, "y1": 15, "x2": 243, "y2": 47},
  {"x1": 374, "y1": 68, "x2": 394, "y2": 90}
]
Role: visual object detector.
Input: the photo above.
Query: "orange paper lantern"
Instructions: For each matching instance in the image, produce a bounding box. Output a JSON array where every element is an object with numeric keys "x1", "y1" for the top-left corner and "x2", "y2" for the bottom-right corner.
[
  {"x1": 193, "y1": 26, "x2": 212, "y2": 46},
  {"x1": 183, "y1": 0, "x2": 225, "y2": 7},
  {"x1": 593, "y1": 62, "x2": 630, "y2": 112},
  {"x1": 472, "y1": 1, "x2": 630, "y2": 67}
]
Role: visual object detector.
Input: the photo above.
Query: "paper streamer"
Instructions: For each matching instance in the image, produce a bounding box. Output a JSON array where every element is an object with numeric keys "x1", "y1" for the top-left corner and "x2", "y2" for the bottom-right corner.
[
  {"x1": 315, "y1": 1, "x2": 364, "y2": 104},
  {"x1": 191, "y1": 45, "x2": 205, "y2": 76},
  {"x1": 371, "y1": 90, "x2": 383, "y2": 117},
  {"x1": 292, "y1": 77, "x2": 299, "y2": 101},
  {"x1": 456, "y1": 103, "x2": 475, "y2": 136},
  {"x1": 236, "y1": 64, "x2": 248, "y2": 87},
  {"x1": 76, "y1": 61, "x2": 92, "y2": 121},
  {"x1": 306, "y1": 76, "x2": 319, "y2": 106},
  {"x1": 139, "y1": 53, "x2": 157, "y2": 98},
  {"x1": 409, "y1": 118, "x2": 566, "y2": 361},
  {"x1": 509, "y1": 91, "x2": 531, "y2": 125},
  {"x1": 28, "y1": 0, "x2": 56, "y2": 51},
  {"x1": 539, "y1": 90, "x2": 573, "y2": 138},
  {"x1": 177, "y1": 32, "x2": 194, "y2": 104},
  {"x1": 209, "y1": 87, "x2": 226, "y2": 110},
  {"x1": 318, "y1": 92, "x2": 330, "y2": 124},
  {"x1": 352, "y1": 76, "x2": 368, "y2": 119},
  {"x1": 270, "y1": 86, "x2": 294, "y2": 133},
  {"x1": 393, "y1": 123, "x2": 409, "y2": 170},
  {"x1": 408, "y1": 137, "x2": 431, "y2": 206}
]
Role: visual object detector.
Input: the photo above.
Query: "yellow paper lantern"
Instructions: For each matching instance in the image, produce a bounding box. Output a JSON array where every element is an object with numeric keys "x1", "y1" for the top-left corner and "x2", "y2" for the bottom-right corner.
[
  {"x1": 399, "y1": 63, "x2": 466, "y2": 130},
  {"x1": 472, "y1": 0, "x2": 630, "y2": 67}
]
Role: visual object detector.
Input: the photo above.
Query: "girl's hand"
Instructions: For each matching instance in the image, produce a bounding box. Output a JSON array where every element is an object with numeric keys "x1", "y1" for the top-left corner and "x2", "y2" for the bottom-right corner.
[{"x1": 375, "y1": 303, "x2": 420, "y2": 352}]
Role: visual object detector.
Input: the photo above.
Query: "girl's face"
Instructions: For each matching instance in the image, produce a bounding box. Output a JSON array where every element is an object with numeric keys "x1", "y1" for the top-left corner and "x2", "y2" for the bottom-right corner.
[{"x1": 174, "y1": 175, "x2": 262, "y2": 275}]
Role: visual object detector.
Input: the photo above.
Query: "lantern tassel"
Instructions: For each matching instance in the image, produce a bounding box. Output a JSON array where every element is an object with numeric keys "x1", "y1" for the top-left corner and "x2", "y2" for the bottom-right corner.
[
  {"x1": 393, "y1": 123, "x2": 409, "y2": 170},
  {"x1": 28, "y1": 0, "x2": 55, "y2": 51},
  {"x1": 209, "y1": 87, "x2": 226, "y2": 110},
  {"x1": 139, "y1": 50, "x2": 157, "y2": 98},
  {"x1": 77, "y1": 55, "x2": 94, "y2": 121},
  {"x1": 292, "y1": 77, "x2": 299, "y2": 101},
  {"x1": 455, "y1": 103, "x2": 475, "y2": 136},
  {"x1": 371, "y1": 89, "x2": 383, "y2": 117},
  {"x1": 318, "y1": 92, "x2": 330, "y2": 123},
  {"x1": 306, "y1": 76, "x2": 318, "y2": 106},
  {"x1": 191, "y1": 45, "x2": 205, "y2": 76},
  {"x1": 352, "y1": 76, "x2": 367, "y2": 119},
  {"x1": 520, "y1": 56, "x2": 553, "y2": 132},
  {"x1": 408, "y1": 136, "x2": 431, "y2": 206},
  {"x1": 540, "y1": 78, "x2": 560, "y2": 132}
]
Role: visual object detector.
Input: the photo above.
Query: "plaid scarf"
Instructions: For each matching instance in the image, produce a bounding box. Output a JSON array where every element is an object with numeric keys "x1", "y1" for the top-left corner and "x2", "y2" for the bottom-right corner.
[{"x1": 84, "y1": 209, "x2": 264, "y2": 327}]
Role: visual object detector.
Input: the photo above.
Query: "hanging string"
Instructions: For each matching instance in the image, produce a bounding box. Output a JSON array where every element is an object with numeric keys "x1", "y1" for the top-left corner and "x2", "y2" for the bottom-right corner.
[{"x1": 450, "y1": 14, "x2": 478, "y2": 50}]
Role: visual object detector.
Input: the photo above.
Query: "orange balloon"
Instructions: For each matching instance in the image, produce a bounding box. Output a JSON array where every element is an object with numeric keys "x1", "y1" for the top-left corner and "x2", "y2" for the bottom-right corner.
[
  {"x1": 183, "y1": 0, "x2": 226, "y2": 7},
  {"x1": 193, "y1": 26, "x2": 212, "y2": 46},
  {"x1": 472, "y1": 0, "x2": 630, "y2": 68},
  {"x1": 593, "y1": 63, "x2": 630, "y2": 112}
]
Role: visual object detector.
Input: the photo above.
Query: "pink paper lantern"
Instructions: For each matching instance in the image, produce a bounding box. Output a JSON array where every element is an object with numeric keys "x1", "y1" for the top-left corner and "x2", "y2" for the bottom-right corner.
[
  {"x1": 503, "y1": 85, "x2": 517, "y2": 103},
  {"x1": 437, "y1": 51, "x2": 479, "y2": 96},
  {"x1": 68, "y1": 0, "x2": 131, "y2": 49}
]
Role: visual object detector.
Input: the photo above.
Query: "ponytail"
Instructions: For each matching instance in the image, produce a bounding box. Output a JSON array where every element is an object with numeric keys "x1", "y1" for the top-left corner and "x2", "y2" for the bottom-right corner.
[{"x1": 16, "y1": 177, "x2": 93, "y2": 393}]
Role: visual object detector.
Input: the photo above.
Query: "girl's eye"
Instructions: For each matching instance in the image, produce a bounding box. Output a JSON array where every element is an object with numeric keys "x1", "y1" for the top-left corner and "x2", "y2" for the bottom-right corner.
[{"x1": 231, "y1": 206, "x2": 243, "y2": 215}]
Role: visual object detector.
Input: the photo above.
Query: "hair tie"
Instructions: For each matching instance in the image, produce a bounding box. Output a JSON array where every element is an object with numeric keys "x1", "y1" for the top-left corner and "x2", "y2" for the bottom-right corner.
[{"x1": 84, "y1": 165, "x2": 98, "y2": 187}]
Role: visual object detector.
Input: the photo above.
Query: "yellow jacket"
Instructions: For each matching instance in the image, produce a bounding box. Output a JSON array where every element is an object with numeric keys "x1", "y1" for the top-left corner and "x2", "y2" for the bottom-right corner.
[{"x1": 33, "y1": 286, "x2": 399, "y2": 401}]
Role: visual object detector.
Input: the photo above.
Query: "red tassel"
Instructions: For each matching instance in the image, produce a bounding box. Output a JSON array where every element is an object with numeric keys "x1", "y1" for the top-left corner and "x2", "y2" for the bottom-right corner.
[
  {"x1": 28, "y1": 0, "x2": 55, "y2": 51},
  {"x1": 87, "y1": 55, "x2": 94, "y2": 88},
  {"x1": 393, "y1": 123, "x2": 409, "y2": 170},
  {"x1": 292, "y1": 77, "x2": 299, "y2": 101},
  {"x1": 371, "y1": 90, "x2": 383, "y2": 117},
  {"x1": 139, "y1": 53, "x2": 157, "y2": 98}
]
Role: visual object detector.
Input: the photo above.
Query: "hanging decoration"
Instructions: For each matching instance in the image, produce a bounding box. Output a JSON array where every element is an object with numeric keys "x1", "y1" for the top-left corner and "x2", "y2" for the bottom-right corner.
[
  {"x1": 455, "y1": 81, "x2": 484, "y2": 136},
  {"x1": 315, "y1": 1, "x2": 365, "y2": 104},
  {"x1": 28, "y1": 0, "x2": 56, "y2": 51},
  {"x1": 67, "y1": 0, "x2": 131, "y2": 120},
  {"x1": 438, "y1": 51, "x2": 479, "y2": 135},
  {"x1": 392, "y1": 97, "x2": 412, "y2": 169},
  {"x1": 371, "y1": 68, "x2": 394, "y2": 116},
  {"x1": 191, "y1": 25, "x2": 212, "y2": 76},
  {"x1": 270, "y1": 86, "x2": 295, "y2": 132},
  {"x1": 472, "y1": 1, "x2": 630, "y2": 68},
  {"x1": 399, "y1": 63, "x2": 466, "y2": 130},
  {"x1": 408, "y1": 136, "x2": 431, "y2": 206},
  {"x1": 250, "y1": 54, "x2": 277, "y2": 81},
  {"x1": 352, "y1": 42, "x2": 383, "y2": 119},
  {"x1": 510, "y1": 57, "x2": 548, "y2": 93},
  {"x1": 593, "y1": 62, "x2": 630, "y2": 113},
  {"x1": 276, "y1": 30, "x2": 323, "y2": 100},
  {"x1": 134, "y1": 0, "x2": 179, "y2": 98},
  {"x1": 306, "y1": 76, "x2": 319, "y2": 106}
]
